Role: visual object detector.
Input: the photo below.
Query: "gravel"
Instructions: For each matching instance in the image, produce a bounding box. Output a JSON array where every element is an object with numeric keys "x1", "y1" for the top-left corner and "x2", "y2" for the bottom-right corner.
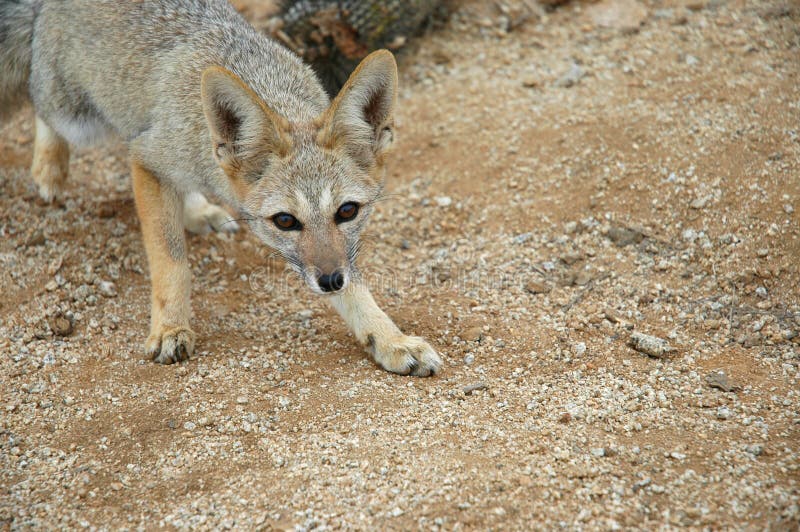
[{"x1": 0, "y1": 0, "x2": 798, "y2": 529}]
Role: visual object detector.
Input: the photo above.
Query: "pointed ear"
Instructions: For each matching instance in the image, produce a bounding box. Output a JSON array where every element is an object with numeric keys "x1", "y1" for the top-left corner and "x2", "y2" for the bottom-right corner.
[
  {"x1": 318, "y1": 50, "x2": 398, "y2": 169},
  {"x1": 201, "y1": 66, "x2": 291, "y2": 181}
]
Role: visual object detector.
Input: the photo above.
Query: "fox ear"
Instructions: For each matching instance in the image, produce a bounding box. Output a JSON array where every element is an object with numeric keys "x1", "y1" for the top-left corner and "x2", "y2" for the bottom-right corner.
[
  {"x1": 319, "y1": 50, "x2": 398, "y2": 169},
  {"x1": 201, "y1": 66, "x2": 291, "y2": 180}
]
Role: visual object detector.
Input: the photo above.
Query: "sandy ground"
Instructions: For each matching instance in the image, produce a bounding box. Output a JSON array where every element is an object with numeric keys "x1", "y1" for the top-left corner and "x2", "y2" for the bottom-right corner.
[{"x1": 1, "y1": 0, "x2": 798, "y2": 529}]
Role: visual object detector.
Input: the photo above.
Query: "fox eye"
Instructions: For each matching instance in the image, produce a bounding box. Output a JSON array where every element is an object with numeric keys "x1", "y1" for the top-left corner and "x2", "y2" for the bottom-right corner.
[
  {"x1": 335, "y1": 202, "x2": 359, "y2": 223},
  {"x1": 272, "y1": 212, "x2": 302, "y2": 231}
]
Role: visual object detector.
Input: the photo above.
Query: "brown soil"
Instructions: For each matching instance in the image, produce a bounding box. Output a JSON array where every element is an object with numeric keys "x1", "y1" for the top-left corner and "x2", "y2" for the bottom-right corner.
[{"x1": 1, "y1": 1, "x2": 798, "y2": 529}]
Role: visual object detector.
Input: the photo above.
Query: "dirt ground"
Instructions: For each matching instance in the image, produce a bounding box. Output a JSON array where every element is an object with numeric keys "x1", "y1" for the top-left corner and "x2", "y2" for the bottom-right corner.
[{"x1": 1, "y1": 0, "x2": 798, "y2": 529}]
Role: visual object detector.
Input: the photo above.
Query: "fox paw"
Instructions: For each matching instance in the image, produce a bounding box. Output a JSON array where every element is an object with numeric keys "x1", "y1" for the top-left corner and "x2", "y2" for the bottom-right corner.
[
  {"x1": 369, "y1": 334, "x2": 442, "y2": 377},
  {"x1": 32, "y1": 163, "x2": 67, "y2": 203},
  {"x1": 145, "y1": 326, "x2": 195, "y2": 364},
  {"x1": 184, "y1": 199, "x2": 239, "y2": 234}
]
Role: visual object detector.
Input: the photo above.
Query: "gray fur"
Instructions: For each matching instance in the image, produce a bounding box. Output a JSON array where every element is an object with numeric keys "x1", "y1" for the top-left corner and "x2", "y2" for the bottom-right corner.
[
  {"x1": 0, "y1": 0, "x2": 37, "y2": 119},
  {"x1": 0, "y1": 0, "x2": 442, "y2": 376},
  {"x1": 21, "y1": 0, "x2": 328, "y2": 203},
  {"x1": 2, "y1": 0, "x2": 397, "y2": 290}
]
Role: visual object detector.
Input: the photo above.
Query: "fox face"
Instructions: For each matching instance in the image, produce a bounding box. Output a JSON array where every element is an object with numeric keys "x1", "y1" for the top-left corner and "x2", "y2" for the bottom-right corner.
[{"x1": 200, "y1": 51, "x2": 398, "y2": 294}]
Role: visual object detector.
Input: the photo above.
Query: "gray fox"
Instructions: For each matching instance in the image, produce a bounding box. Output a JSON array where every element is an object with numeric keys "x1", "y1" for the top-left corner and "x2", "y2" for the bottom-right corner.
[{"x1": 0, "y1": 0, "x2": 441, "y2": 376}]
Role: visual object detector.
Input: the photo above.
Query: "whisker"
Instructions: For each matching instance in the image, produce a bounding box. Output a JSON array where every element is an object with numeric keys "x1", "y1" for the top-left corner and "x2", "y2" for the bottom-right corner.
[
  {"x1": 372, "y1": 193, "x2": 403, "y2": 205},
  {"x1": 220, "y1": 217, "x2": 255, "y2": 228}
]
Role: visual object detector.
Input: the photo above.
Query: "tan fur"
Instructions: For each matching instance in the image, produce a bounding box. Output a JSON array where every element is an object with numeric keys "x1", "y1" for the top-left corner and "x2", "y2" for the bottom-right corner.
[
  {"x1": 31, "y1": 116, "x2": 70, "y2": 202},
  {"x1": 330, "y1": 283, "x2": 440, "y2": 376},
  {"x1": 201, "y1": 66, "x2": 293, "y2": 201},
  {"x1": 316, "y1": 50, "x2": 398, "y2": 169},
  {"x1": 132, "y1": 161, "x2": 195, "y2": 364},
  {"x1": 1, "y1": 0, "x2": 441, "y2": 376}
]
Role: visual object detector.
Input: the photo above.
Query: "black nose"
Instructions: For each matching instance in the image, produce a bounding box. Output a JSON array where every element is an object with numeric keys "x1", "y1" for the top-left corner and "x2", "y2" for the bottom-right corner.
[{"x1": 318, "y1": 270, "x2": 345, "y2": 293}]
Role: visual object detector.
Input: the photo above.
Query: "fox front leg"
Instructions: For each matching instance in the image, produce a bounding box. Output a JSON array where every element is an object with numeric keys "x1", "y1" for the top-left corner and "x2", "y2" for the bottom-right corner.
[
  {"x1": 131, "y1": 161, "x2": 195, "y2": 363},
  {"x1": 329, "y1": 283, "x2": 442, "y2": 376}
]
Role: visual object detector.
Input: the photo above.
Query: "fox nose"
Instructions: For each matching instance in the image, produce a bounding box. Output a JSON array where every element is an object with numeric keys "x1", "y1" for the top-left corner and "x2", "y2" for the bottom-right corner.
[{"x1": 317, "y1": 270, "x2": 345, "y2": 293}]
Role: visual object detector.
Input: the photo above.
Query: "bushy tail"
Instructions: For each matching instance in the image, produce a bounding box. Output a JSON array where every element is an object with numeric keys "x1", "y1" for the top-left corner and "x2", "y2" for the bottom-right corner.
[{"x1": 0, "y1": 0, "x2": 37, "y2": 120}]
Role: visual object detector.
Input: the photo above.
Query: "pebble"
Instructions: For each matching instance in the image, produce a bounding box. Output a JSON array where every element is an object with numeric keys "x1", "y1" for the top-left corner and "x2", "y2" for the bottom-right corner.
[
  {"x1": 513, "y1": 232, "x2": 533, "y2": 245},
  {"x1": 48, "y1": 313, "x2": 74, "y2": 337},
  {"x1": 524, "y1": 280, "x2": 550, "y2": 294},
  {"x1": 556, "y1": 63, "x2": 585, "y2": 88},
  {"x1": 0, "y1": 3, "x2": 797, "y2": 530},
  {"x1": 435, "y1": 196, "x2": 452, "y2": 207},
  {"x1": 716, "y1": 407, "x2": 733, "y2": 420},
  {"x1": 463, "y1": 382, "x2": 488, "y2": 395},
  {"x1": 462, "y1": 327, "x2": 484, "y2": 342},
  {"x1": 690, "y1": 196, "x2": 711, "y2": 209},
  {"x1": 97, "y1": 281, "x2": 117, "y2": 298},
  {"x1": 705, "y1": 370, "x2": 740, "y2": 393},
  {"x1": 745, "y1": 444, "x2": 764, "y2": 457},
  {"x1": 26, "y1": 231, "x2": 46, "y2": 247},
  {"x1": 629, "y1": 332, "x2": 672, "y2": 358},
  {"x1": 607, "y1": 226, "x2": 644, "y2": 246}
]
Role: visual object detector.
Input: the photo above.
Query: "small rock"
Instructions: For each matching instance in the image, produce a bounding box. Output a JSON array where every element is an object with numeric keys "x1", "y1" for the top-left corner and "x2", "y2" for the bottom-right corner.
[
  {"x1": 26, "y1": 231, "x2": 46, "y2": 247},
  {"x1": 574, "y1": 270, "x2": 594, "y2": 286},
  {"x1": 524, "y1": 280, "x2": 550, "y2": 294},
  {"x1": 587, "y1": 0, "x2": 647, "y2": 32},
  {"x1": 716, "y1": 406, "x2": 733, "y2": 420},
  {"x1": 685, "y1": 0, "x2": 706, "y2": 11},
  {"x1": 784, "y1": 204, "x2": 794, "y2": 214},
  {"x1": 745, "y1": 444, "x2": 764, "y2": 457},
  {"x1": 236, "y1": 396, "x2": 249, "y2": 405},
  {"x1": 48, "y1": 313, "x2": 74, "y2": 337},
  {"x1": 572, "y1": 342, "x2": 587, "y2": 356},
  {"x1": 47, "y1": 256, "x2": 63, "y2": 276},
  {"x1": 183, "y1": 421, "x2": 196, "y2": 431},
  {"x1": 558, "y1": 412, "x2": 572, "y2": 424},
  {"x1": 690, "y1": 196, "x2": 711, "y2": 209},
  {"x1": 435, "y1": 196, "x2": 452, "y2": 207},
  {"x1": 463, "y1": 382, "x2": 488, "y2": 395},
  {"x1": 590, "y1": 447, "x2": 605, "y2": 457},
  {"x1": 97, "y1": 203, "x2": 116, "y2": 219},
  {"x1": 705, "y1": 370, "x2": 740, "y2": 392},
  {"x1": 556, "y1": 63, "x2": 585, "y2": 88},
  {"x1": 97, "y1": 280, "x2": 117, "y2": 298},
  {"x1": 522, "y1": 77, "x2": 540, "y2": 88},
  {"x1": 463, "y1": 353, "x2": 475, "y2": 365},
  {"x1": 513, "y1": 232, "x2": 533, "y2": 245},
  {"x1": 462, "y1": 326, "x2": 484, "y2": 342},
  {"x1": 607, "y1": 226, "x2": 644, "y2": 246},
  {"x1": 629, "y1": 332, "x2": 672, "y2": 358}
]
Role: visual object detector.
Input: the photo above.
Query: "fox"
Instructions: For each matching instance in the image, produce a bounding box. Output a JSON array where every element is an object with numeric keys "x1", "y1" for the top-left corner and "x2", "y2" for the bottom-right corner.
[{"x1": 0, "y1": 0, "x2": 442, "y2": 377}]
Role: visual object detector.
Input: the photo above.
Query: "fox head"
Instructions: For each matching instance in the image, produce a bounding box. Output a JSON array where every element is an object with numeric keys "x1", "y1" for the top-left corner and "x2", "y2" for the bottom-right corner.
[{"x1": 200, "y1": 50, "x2": 398, "y2": 295}]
